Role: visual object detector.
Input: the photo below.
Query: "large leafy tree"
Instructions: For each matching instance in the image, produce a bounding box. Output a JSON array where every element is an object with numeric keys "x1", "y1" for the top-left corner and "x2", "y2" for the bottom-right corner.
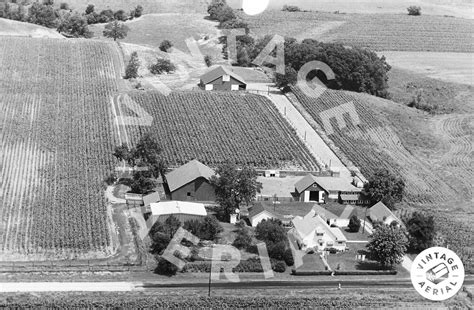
[
  {"x1": 149, "y1": 215, "x2": 181, "y2": 255},
  {"x1": 57, "y1": 12, "x2": 93, "y2": 38},
  {"x1": 364, "y1": 169, "x2": 405, "y2": 209},
  {"x1": 367, "y1": 224, "x2": 408, "y2": 268},
  {"x1": 406, "y1": 212, "x2": 435, "y2": 253},
  {"x1": 255, "y1": 219, "x2": 286, "y2": 244},
  {"x1": 209, "y1": 162, "x2": 262, "y2": 221},
  {"x1": 28, "y1": 2, "x2": 57, "y2": 28},
  {"x1": 103, "y1": 20, "x2": 129, "y2": 41}
]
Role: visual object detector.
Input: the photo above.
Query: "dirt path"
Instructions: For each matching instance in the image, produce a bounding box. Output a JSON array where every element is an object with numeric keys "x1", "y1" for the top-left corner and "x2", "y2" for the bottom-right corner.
[{"x1": 264, "y1": 88, "x2": 352, "y2": 180}]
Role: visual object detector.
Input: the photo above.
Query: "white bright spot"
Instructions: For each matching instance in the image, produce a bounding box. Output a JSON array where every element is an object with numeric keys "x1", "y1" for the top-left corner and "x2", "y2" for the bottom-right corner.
[{"x1": 242, "y1": 0, "x2": 270, "y2": 16}]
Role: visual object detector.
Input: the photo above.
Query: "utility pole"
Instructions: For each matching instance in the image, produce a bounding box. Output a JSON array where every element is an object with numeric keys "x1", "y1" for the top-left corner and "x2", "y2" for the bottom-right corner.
[{"x1": 208, "y1": 259, "x2": 212, "y2": 297}]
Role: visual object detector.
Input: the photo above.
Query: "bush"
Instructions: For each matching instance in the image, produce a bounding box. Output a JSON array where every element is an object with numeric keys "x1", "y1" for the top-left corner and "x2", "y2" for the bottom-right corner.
[
  {"x1": 149, "y1": 58, "x2": 176, "y2": 74},
  {"x1": 208, "y1": 0, "x2": 235, "y2": 23},
  {"x1": 159, "y1": 40, "x2": 173, "y2": 52},
  {"x1": 219, "y1": 18, "x2": 248, "y2": 29},
  {"x1": 407, "y1": 6, "x2": 421, "y2": 16},
  {"x1": 408, "y1": 90, "x2": 438, "y2": 113},
  {"x1": 282, "y1": 5, "x2": 301, "y2": 12},
  {"x1": 283, "y1": 249, "x2": 294, "y2": 266},
  {"x1": 348, "y1": 215, "x2": 361, "y2": 232},
  {"x1": 85, "y1": 4, "x2": 94, "y2": 15},
  {"x1": 133, "y1": 5, "x2": 143, "y2": 18},
  {"x1": 155, "y1": 258, "x2": 179, "y2": 276},
  {"x1": 98, "y1": 9, "x2": 114, "y2": 23},
  {"x1": 125, "y1": 51, "x2": 140, "y2": 79},
  {"x1": 103, "y1": 173, "x2": 116, "y2": 185},
  {"x1": 267, "y1": 241, "x2": 287, "y2": 261},
  {"x1": 271, "y1": 259, "x2": 286, "y2": 273},
  {"x1": 255, "y1": 219, "x2": 286, "y2": 244},
  {"x1": 59, "y1": 2, "x2": 69, "y2": 10},
  {"x1": 114, "y1": 9, "x2": 129, "y2": 21},
  {"x1": 232, "y1": 228, "x2": 252, "y2": 250},
  {"x1": 204, "y1": 55, "x2": 213, "y2": 67}
]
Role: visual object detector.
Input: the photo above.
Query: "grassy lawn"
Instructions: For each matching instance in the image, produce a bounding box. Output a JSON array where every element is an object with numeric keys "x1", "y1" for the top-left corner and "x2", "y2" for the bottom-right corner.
[
  {"x1": 342, "y1": 228, "x2": 371, "y2": 241},
  {"x1": 296, "y1": 253, "x2": 327, "y2": 271},
  {"x1": 325, "y1": 243, "x2": 369, "y2": 271}
]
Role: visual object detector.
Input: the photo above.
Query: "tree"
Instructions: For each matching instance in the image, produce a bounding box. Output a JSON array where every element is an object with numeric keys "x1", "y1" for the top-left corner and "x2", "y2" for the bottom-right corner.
[
  {"x1": 274, "y1": 66, "x2": 298, "y2": 89},
  {"x1": 364, "y1": 169, "x2": 405, "y2": 209},
  {"x1": 407, "y1": 6, "x2": 421, "y2": 16},
  {"x1": 233, "y1": 227, "x2": 252, "y2": 250},
  {"x1": 125, "y1": 51, "x2": 140, "y2": 79},
  {"x1": 133, "y1": 5, "x2": 143, "y2": 18},
  {"x1": 199, "y1": 215, "x2": 223, "y2": 241},
  {"x1": 348, "y1": 215, "x2": 361, "y2": 232},
  {"x1": 210, "y1": 162, "x2": 262, "y2": 221},
  {"x1": 204, "y1": 55, "x2": 213, "y2": 67},
  {"x1": 149, "y1": 58, "x2": 176, "y2": 75},
  {"x1": 150, "y1": 215, "x2": 181, "y2": 255},
  {"x1": 103, "y1": 20, "x2": 129, "y2": 41},
  {"x1": 367, "y1": 224, "x2": 408, "y2": 268},
  {"x1": 159, "y1": 40, "x2": 173, "y2": 52},
  {"x1": 59, "y1": 2, "x2": 69, "y2": 10},
  {"x1": 114, "y1": 9, "x2": 128, "y2": 21},
  {"x1": 28, "y1": 2, "x2": 57, "y2": 28},
  {"x1": 130, "y1": 170, "x2": 156, "y2": 194},
  {"x1": 85, "y1": 4, "x2": 95, "y2": 15},
  {"x1": 207, "y1": 0, "x2": 227, "y2": 20},
  {"x1": 57, "y1": 12, "x2": 93, "y2": 38},
  {"x1": 155, "y1": 257, "x2": 179, "y2": 276},
  {"x1": 406, "y1": 212, "x2": 435, "y2": 253},
  {"x1": 255, "y1": 219, "x2": 287, "y2": 244}
]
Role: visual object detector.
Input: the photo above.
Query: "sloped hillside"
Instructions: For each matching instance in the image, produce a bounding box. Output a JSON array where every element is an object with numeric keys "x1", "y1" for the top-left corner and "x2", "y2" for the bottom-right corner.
[
  {"x1": 288, "y1": 86, "x2": 463, "y2": 205},
  {"x1": 0, "y1": 18, "x2": 64, "y2": 39}
]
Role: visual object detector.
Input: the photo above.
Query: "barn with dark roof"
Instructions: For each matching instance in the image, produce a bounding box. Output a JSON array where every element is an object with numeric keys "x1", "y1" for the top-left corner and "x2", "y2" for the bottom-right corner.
[{"x1": 199, "y1": 66, "x2": 247, "y2": 91}]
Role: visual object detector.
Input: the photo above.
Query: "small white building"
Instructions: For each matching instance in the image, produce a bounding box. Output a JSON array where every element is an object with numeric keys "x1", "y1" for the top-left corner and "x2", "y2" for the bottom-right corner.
[
  {"x1": 150, "y1": 201, "x2": 207, "y2": 223},
  {"x1": 368, "y1": 201, "x2": 400, "y2": 226},
  {"x1": 291, "y1": 209, "x2": 347, "y2": 252},
  {"x1": 248, "y1": 203, "x2": 279, "y2": 227}
]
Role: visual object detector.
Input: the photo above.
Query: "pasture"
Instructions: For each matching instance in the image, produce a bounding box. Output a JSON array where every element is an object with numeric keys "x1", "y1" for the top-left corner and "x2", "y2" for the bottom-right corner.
[
  {"x1": 0, "y1": 18, "x2": 64, "y2": 38},
  {"x1": 0, "y1": 37, "x2": 120, "y2": 260},
  {"x1": 119, "y1": 91, "x2": 321, "y2": 170}
]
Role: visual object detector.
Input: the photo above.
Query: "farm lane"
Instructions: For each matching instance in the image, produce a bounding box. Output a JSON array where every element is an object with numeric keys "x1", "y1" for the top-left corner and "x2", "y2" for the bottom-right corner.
[{"x1": 262, "y1": 87, "x2": 353, "y2": 180}]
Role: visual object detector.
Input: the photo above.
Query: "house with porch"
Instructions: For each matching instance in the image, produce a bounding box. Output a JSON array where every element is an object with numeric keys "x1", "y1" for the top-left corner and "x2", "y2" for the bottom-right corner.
[{"x1": 290, "y1": 209, "x2": 347, "y2": 252}]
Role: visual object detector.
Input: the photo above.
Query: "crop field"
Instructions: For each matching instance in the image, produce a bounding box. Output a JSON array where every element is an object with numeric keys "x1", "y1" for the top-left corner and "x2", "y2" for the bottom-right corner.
[
  {"x1": 0, "y1": 37, "x2": 120, "y2": 260},
  {"x1": 241, "y1": 11, "x2": 473, "y2": 53},
  {"x1": 288, "y1": 86, "x2": 460, "y2": 204},
  {"x1": 119, "y1": 91, "x2": 320, "y2": 170}
]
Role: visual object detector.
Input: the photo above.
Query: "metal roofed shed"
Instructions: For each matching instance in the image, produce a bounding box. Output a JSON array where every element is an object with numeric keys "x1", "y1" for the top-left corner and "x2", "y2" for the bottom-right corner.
[
  {"x1": 199, "y1": 66, "x2": 247, "y2": 91},
  {"x1": 150, "y1": 201, "x2": 207, "y2": 223}
]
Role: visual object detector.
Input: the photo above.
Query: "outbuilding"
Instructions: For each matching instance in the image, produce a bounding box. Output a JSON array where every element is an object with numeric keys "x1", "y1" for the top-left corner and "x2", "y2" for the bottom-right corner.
[
  {"x1": 166, "y1": 160, "x2": 216, "y2": 202},
  {"x1": 294, "y1": 174, "x2": 362, "y2": 204},
  {"x1": 150, "y1": 201, "x2": 207, "y2": 223},
  {"x1": 199, "y1": 66, "x2": 247, "y2": 91}
]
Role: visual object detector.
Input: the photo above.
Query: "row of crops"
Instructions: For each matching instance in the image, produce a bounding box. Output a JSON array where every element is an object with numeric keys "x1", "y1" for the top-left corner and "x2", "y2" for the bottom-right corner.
[
  {"x1": 289, "y1": 86, "x2": 458, "y2": 204},
  {"x1": 0, "y1": 37, "x2": 119, "y2": 259},
  {"x1": 242, "y1": 10, "x2": 473, "y2": 53},
  {"x1": 122, "y1": 91, "x2": 320, "y2": 170}
]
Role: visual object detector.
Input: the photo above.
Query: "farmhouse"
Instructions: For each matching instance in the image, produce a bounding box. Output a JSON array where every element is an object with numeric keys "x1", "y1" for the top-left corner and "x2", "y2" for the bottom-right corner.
[
  {"x1": 294, "y1": 174, "x2": 362, "y2": 204},
  {"x1": 313, "y1": 204, "x2": 356, "y2": 227},
  {"x1": 291, "y1": 209, "x2": 347, "y2": 252},
  {"x1": 199, "y1": 66, "x2": 247, "y2": 91},
  {"x1": 165, "y1": 160, "x2": 216, "y2": 202},
  {"x1": 150, "y1": 201, "x2": 207, "y2": 223},
  {"x1": 368, "y1": 201, "x2": 400, "y2": 226}
]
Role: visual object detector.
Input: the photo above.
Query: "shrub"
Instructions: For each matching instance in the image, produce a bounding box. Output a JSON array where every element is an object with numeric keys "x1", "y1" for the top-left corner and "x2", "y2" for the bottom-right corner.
[
  {"x1": 255, "y1": 219, "x2": 286, "y2": 244},
  {"x1": 125, "y1": 51, "x2": 140, "y2": 79},
  {"x1": 408, "y1": 90, "x2": 438, "y2": 113},
  {"x1": 267, "y1": 241, "x2": 287, "y2": 261},
  {"x1": 149, "y1": 58, "x2": 176, "y2": 75},
  {"x1": 348, "y1": 215, "x2": 361, "y2": 232},
  {"x1": 407, "y1": 6, "x2": 421, "y2": 16},
  {"x1": 155, "y1": 257, "x2": 179, "y2": 275},
  {"x1": 114, "y1": 9, "x2": 128, "y2": 21},
  {"x1": 283, "y1": 249, "x2": 294, "y2": 266},
  {"x1": 133, "y1": 5, "x2": 143, "y2": 18},
  {"x1": 282, "y1": 5, "x2": 301, "y2": 12},
  {"x1": 271, "y1": 260, "x2": 286, "y2": 273},
  {"x1": 232, "y1": 228, "x2": 252, "y2": 250},
  {"x1": 406, "y1": 212, "x2": 435, "y2": 253},
  {"x1": 85, "y1": 4, "x2": 94, "y2": 15},
  {"x1": 208, "y1": 0, "x2": 235, "y2": 23},
  {"x1": 59, "y1": 2, "x2": 69, "y2": 10},
  {"x1": 98, "y1": 9, "x2": 114, "y2": 23},
  {"x1": 103, "y1": 173, "x2": 116, "y2": 185},
  {"x1": 159, "y1": 40, "x2": 173, "y2": 52},
  {"x1": 219, "y1": 18, "x2": 248, "y2": 29},
  {"x1": 204, "y1": 55, "x2": 213, "y2": 67}
]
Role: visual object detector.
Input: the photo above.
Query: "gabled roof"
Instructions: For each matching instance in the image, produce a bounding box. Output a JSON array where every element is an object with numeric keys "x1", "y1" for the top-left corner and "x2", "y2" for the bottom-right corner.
[
  {"x1": 312, "y1": 205, "x2": 338, "y2": 220},
  {"x1": 292, "y1": 210, "x2": 347, "y2": 242},
  {"x1": 150, "y1": 201, "x2": 207, "y2": 217},
  {"x1": 295, "y1": 174, "x2": 320, "y2": 193},
  {"x1": 369, "y1": 201, "x2": 398, "y2": 223},
  {"x1": 200, "y1": 66, "x2": 246, "y2": 85},
  {"x1": 143, "y1": 191, "x2": 160, "y2": 207},
  {"x1": 166, "y1": 160, "x2": 215, "y2": 192},
  {"x1": 295, "y1": 174, "x2": 361, "y2": 193},
  {"x1": 248, "y1": 203, "x2": 277, "y2": 219}
]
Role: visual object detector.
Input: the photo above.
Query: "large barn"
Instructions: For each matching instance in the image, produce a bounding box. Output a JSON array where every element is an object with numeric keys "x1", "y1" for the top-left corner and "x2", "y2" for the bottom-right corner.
[
  {"x1": 295, "y1": 174, "x2": 362, "y2": 204},
  {"x1": 199, "y1": 66, "x2": 247, "y2": 91},
  {"x1": 165, "y1": 160, "x2": 216, "y2": 202}
]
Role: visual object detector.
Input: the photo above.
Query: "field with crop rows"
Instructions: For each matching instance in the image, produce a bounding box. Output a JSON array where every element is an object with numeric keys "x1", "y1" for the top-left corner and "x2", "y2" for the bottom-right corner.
[
  {"x1": 0, "y1": 37, "x2": 120, "y2": 260},
  {"x1": 120, "y1": 91, "x2": 320, "y2": 170},
  {"x1": 289, "y1": 86, "x2": 459, "y2": 204},
  {"x1": 241, "y1": 11, "x2": 473, "y2": 53}
]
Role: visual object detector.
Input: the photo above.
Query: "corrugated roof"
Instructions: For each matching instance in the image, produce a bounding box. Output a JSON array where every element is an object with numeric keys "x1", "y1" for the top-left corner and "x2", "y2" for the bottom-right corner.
[
  {"x1": 166, "y1": 160, "x2": 215, "y2": 192},
  {"x1": 150, "y1": 201, "x2": 207, "y2": 217},
  {"x1": 200, "y1": 66, "x2": 246, "y2": 85},
  {"x1": 369, "y1": 201, "x2": 398, "y2": 223}
]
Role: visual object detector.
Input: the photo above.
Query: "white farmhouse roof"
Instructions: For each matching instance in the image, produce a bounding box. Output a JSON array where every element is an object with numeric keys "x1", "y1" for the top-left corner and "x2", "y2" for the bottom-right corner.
[
  {"x1": 292, "y1": 210, "x2": 347, "y2": 242},
  {"x1": 150, "y1": 201, "x2": 207, "y2": 217}
]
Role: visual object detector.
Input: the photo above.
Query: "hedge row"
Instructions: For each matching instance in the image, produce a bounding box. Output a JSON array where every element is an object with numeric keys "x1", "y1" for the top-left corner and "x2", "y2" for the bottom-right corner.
[
  {"x1": 291, "y1": 270, "x2": 397, "y2": 276},
  {"x1": 182, "y1": 257, "x2": 287, "y2": 273}
]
